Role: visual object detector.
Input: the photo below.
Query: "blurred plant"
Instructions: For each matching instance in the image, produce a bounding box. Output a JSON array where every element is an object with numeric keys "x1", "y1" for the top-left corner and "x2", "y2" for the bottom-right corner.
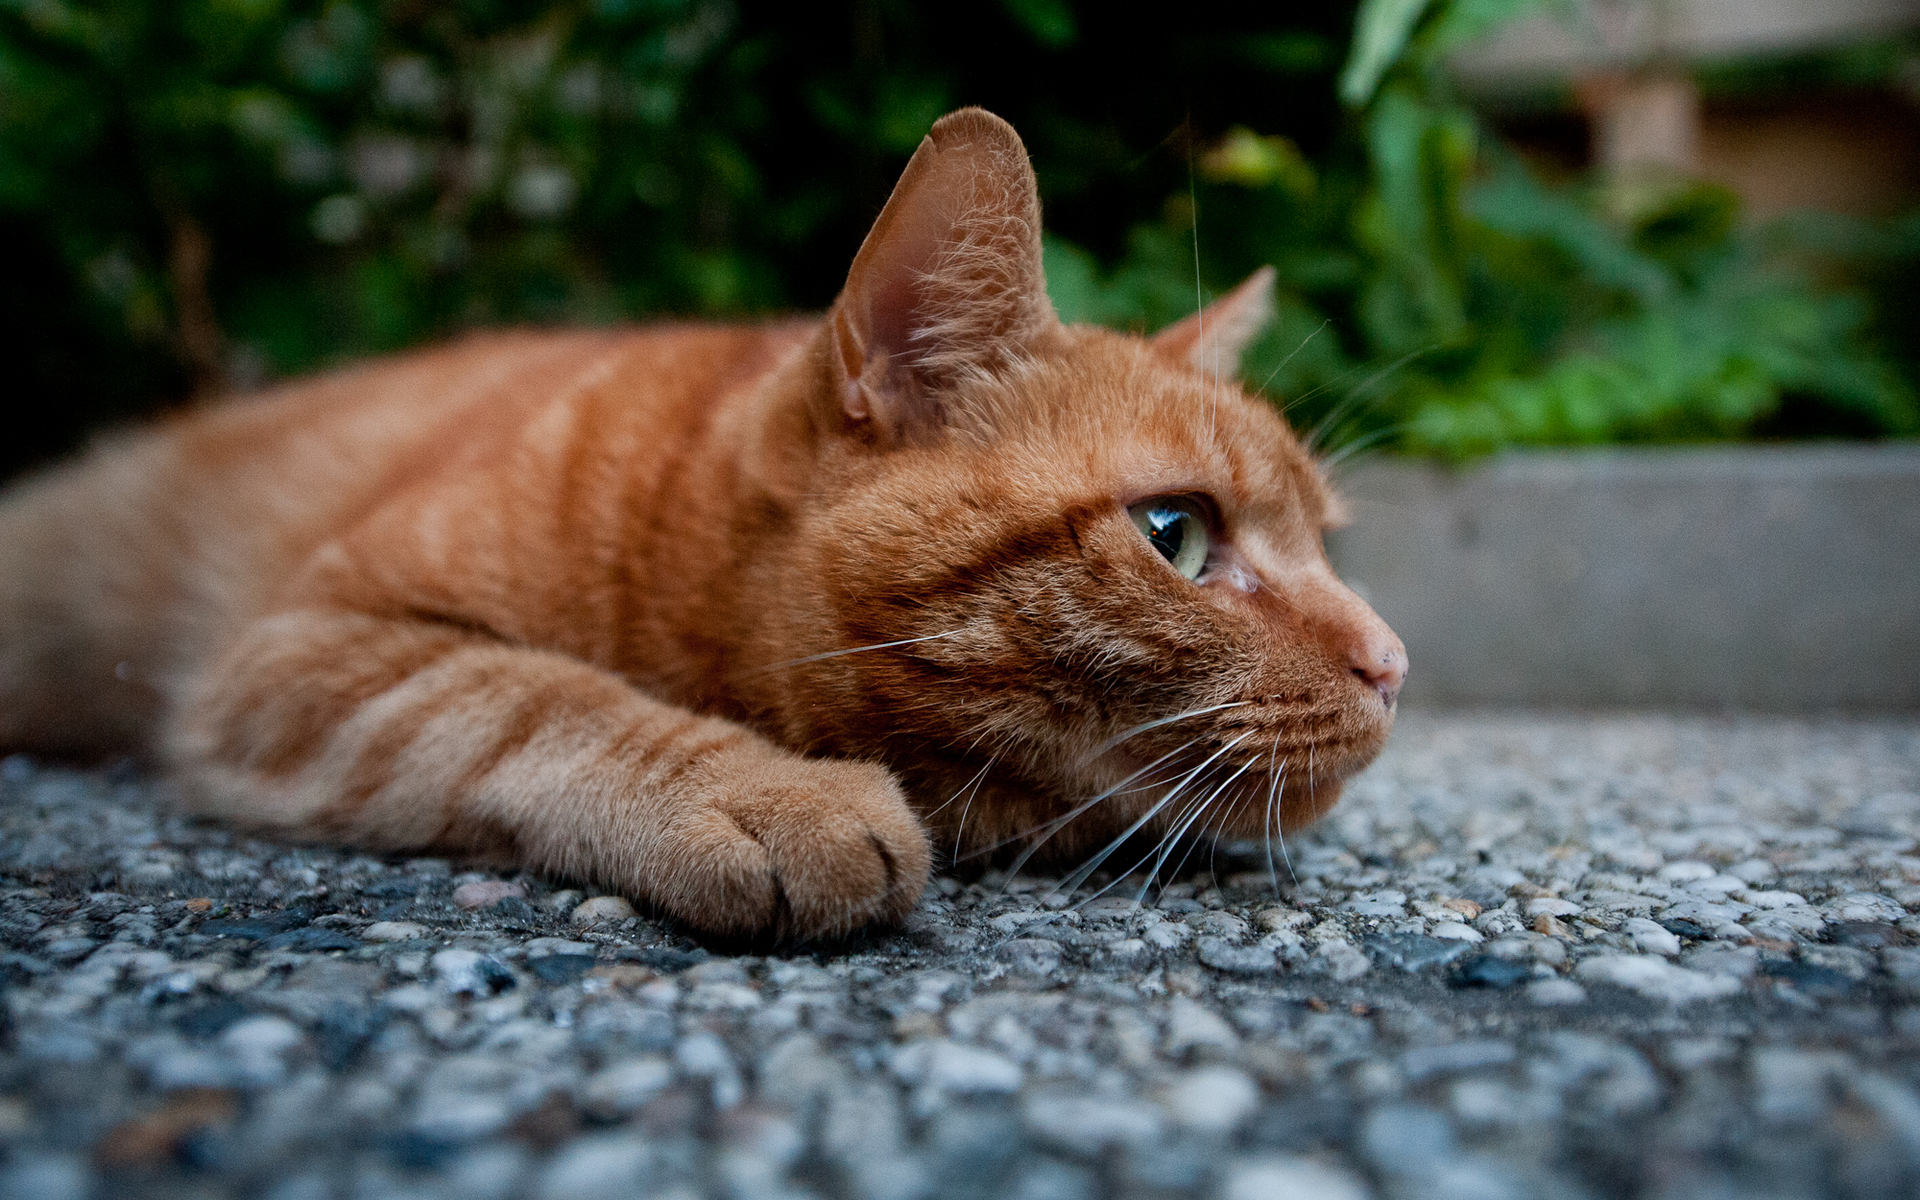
[
  {"x1": 1049, "y1": 0, "x2": 1920, "y2": 458},
  {"x1": 0, "y1": 0, "x2": 1361, "y2": 478},
  {"x1": 2, "y1": 0, "x2": 1913, "y2": 477}
]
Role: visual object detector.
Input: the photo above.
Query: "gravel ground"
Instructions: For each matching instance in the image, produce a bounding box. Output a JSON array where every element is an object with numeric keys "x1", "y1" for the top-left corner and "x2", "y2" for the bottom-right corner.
[{"x1": 2, "y1": 711, "x2": 1919, "y2": 1200}]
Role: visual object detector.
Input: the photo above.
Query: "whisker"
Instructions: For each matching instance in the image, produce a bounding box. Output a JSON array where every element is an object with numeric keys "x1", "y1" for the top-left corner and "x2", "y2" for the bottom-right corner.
[
  {"x1": 951, "y1": 755, "x2": 996, "y2": 862},
  {"x1": 1258, "y1": 319, "x2": 1331, "y2": 394},
  {"x1": 1084, "y1": 699, "x2": 1252, "y2": 762},
  {"x1": 1263, "y1": 731, "x2": 1283, "y2": 893},
  {"x1": 989, "y1": 736, "x2": 1206, "y2": 879},
  {"x1": 971, "y1": 729, "x2": 1204, "y2": 867},
  {"x1": 1049, "y1": 731, "x2": 1254, "y2": 903},
  {"x1": 1137, "y1": 756, "x2": 1256, "y2": 902},
  {"x1": 747, "y1": 629, "x2": 962, "y2": 674}
]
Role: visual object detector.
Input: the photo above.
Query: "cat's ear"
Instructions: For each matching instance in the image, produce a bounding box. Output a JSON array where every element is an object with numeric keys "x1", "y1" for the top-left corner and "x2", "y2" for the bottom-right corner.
[
  {"x1": 826, "y1": 107, "x2": 1055, "y2": 445},
  {"x1": 1150, "y1": 266, "x2": 1277, "y2": 380}
]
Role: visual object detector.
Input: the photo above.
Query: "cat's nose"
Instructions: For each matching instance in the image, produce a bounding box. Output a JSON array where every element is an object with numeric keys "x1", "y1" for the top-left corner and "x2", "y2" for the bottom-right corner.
[{"x1": 1347, "y1": 627, "x2": 1407, "y2": 707}]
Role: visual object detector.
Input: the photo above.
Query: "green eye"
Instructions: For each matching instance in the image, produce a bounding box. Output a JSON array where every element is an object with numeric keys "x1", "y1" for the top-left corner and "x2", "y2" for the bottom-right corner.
[{"x1": 1128, "y1": 496, "x2": 1210, "y2": 580}]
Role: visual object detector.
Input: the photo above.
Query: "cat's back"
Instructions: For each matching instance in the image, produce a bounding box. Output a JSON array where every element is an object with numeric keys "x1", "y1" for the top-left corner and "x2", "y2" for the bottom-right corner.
[{"x1": 0, "y1": 321, "x2": 806, "y2": 758}]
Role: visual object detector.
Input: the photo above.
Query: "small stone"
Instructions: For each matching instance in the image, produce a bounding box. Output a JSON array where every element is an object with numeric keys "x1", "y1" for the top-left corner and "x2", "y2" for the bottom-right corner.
[
  {"x1": 363, "y1": 921, "x2": 428, "y2": 943},
  {"x1": 1197, "y1": 937, "x2": 1279, "y2": 975},
  {"x1": 528, "y1": 955, "x2": 596, "y2": 984},
  {"x1": 578, "y1": 1057, "x2": 672, "y2": 1118},
  {"x1": 1622, "y1": 917, "x2": 1681, "y2": 957},
  {"x1": 1255, "y1": 906, "x2": 1311, "y2": 932},
  {"x1": 525, "y1": 937, "x2": 595, "y2": 958},
  {"x1": 1428, "y1": 922, "x2": 1483, "y2": 943},
  {"x1": 533, "y1": 1133, "x2": 654, "y2": 1200},
  {"x1": 890, "y1": 1039, "x2": 1022, "y2": 1095},
  {"x1": 570, "y1": 896, "x2": 636, "y2": 925},
  {"x1": 1023, "y1": 1091, "x2": 1164, "y2": 1157},
  {"x1": 1142, "y1": 921, "x2": 1191, "y2": 950},
  {"x1": 1342, "y1": 889, "x2": 1408, "y2": 917},
  {"x1": 452, "y1": 880, "x2": 525, "y2": 910},
  {"x1": 995, "y1": 938, "x2": 1063, "y2": 976},
  {"x1": 1532, "y1": 914, "x2": 1573, "y2": 939},
  {"x1": 1163, "y1": 995, "x2": 1237, "y2": 1053},
  {"x1": 1824, "y1": 892, "x2": 1907, "y2": 923},
  {"x1": 1220, "y1": 1155, "x2": 1371, "y2": 1200},
  {"x1": 1161, "y1": 1065, "x2": 1260, "y2": 1134},
  {"x1": 1658, "y1": 861, "x2": 1716, "y2": 882},
  {"x1": 1358, "y1": 1103, "x2": 1456, "y2": 1175},
  {"x1": 1438, "y1": 897, "x2": 1482, "y2": 919},
  {"x1": 1313, "y1": 939, "x2": 1371, "y2": 981},
  {"x1": 1448, "y1": 955, "x2": 1531, "y2": 990},
  {"x1": 1527, "y1": 978, "x2": 1588, "y2": 1006},
  {"x1": 1525, "y1": 897, "x2": 1580, "y2": 917},
  {"x1": 1401, "y1": 1040, "x2": 1517, "y2": 1081},
  {"x1": 1752, "y1": 1047, "x2": 1850, "y2": 1124},
  {"x1": 1365, "y1": 932, "x2": 1470, "y2": 972},
  {"x1": 1729, "y1": 858, "x2": 1778, "y2": 884},
  {"x1": 1574, "y1": 954, "x2": 1741, "y2": 1005},
  {"x1": 432, "y1": 949, "x2": 516, "y2": 995},
  {"x1": 1685, "y1": 945, "x2": 1759, "y2": 978}
]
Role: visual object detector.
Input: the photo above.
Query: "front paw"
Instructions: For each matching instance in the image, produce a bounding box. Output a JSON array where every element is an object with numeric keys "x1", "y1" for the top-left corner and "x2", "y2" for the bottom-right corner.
[{"x1": 652, "y1": 755, "x2": 932, "y2": 940}]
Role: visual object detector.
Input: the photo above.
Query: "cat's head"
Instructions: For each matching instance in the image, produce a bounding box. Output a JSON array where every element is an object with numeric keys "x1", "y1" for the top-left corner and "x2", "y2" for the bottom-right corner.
[{"x1": 758, "y1": 108, "x2": 1405, "y2": 864}]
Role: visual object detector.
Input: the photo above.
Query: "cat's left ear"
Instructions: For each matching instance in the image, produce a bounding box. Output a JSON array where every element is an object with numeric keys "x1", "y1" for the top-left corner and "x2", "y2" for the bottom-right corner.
[
  {"x1": 1150, "y1": 266, "x2": 1276, "y2": 379},
  {"x1": 826, "y1": 107, "x2": 1056, "y2": 446}
]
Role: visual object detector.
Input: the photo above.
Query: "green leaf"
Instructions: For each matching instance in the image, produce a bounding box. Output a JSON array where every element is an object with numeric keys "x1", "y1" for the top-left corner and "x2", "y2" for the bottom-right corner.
[{"x1": 1339, "y1": 0, "x2": 1433, "y2": 108}]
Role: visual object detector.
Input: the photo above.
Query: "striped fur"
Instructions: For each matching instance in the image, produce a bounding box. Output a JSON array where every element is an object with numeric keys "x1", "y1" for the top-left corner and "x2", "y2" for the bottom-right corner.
[{"x1": 0, "y1": 110, "x2": 1404, "y2": 939}]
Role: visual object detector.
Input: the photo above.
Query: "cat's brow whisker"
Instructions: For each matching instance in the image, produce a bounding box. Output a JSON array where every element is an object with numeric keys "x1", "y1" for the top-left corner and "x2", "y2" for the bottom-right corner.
[
  {"x1": 747, "y1": 629, "x2": 962, "y2": 674},
  {"x1": 1258, "y1": 319, "x2": 1331, "y2": 394}
]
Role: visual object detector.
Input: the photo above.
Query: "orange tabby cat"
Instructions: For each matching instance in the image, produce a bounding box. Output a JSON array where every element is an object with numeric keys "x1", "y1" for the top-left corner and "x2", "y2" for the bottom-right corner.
[{"x1": 0, "y1": 109, "x2": 1404, "y2": 939}]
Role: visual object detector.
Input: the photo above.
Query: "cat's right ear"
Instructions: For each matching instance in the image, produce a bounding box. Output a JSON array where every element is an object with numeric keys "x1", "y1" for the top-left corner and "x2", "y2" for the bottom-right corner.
[{"x1": 825, "y1": 108, "x2": 1056, "y2": 446}]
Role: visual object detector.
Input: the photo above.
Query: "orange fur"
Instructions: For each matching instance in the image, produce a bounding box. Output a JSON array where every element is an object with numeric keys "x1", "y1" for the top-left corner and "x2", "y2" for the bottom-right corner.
[{"x1": 0, "y1": 110, "x2": 1405, "y2": 939}]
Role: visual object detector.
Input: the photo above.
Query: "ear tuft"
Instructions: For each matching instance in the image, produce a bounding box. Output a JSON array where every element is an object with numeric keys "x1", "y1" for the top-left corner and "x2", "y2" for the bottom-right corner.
[
  {"x1": 827, "y1": 107, "x2": 1055, "y2": 445},
  {"x1": 1150, "y1": 266, "x2": 1277, "y2": 380}
]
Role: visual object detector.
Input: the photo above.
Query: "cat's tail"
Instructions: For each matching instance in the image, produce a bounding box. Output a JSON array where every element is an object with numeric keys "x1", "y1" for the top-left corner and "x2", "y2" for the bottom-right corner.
[{"x1": 0, "y1": 435, "x2": 188, "y2": 761}]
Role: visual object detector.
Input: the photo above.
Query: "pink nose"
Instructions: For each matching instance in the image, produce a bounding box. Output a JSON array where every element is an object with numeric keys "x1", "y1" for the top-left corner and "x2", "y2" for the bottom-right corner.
[{"x1": 1348, "y1": 634, "x2": 1407, "y2": 707}]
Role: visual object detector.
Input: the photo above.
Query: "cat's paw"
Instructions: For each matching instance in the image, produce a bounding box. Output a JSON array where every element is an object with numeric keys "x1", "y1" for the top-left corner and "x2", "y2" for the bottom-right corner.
[{"x1": 659, "y1": 755, "x2": 931, "y2": 941}]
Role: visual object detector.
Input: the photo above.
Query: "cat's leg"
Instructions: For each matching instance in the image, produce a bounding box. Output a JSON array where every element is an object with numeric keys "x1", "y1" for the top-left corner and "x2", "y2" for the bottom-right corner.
[{"x1": 166, "y1": 609, "x2": 930, "y2": 939}]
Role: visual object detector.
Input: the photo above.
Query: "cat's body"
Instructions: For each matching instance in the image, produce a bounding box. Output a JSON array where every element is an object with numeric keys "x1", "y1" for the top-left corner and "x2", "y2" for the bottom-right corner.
[{"x1": 0, "y1": 110, "x2": 1404, "y2": 939}]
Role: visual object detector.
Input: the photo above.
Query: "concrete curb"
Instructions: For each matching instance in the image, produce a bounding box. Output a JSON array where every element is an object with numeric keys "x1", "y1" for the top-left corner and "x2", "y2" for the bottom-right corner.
[{"x1": 1325, "y1": 443, "x2": 1920, "y2": 710}]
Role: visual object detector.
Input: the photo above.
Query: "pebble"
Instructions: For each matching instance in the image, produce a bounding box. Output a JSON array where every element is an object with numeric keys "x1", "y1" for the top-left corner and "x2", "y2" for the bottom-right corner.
[
  {"x1": 578, "y1": 1057, "x2": 672, "y2": 1118},
  {"x1": 1574, "y1": 955, "x2": 1742, "y2": 1005},
  {"x1": 362, "y1": 921, "x2": 428, "y2": 942},
  {"x1": 1160, "y1": 1065, "x2": 1260, "y2": 1133},
  {"x1": 1622, "y1": 917, "x2": 1681, "y2": 956},
  {"x1": 432, "y1": 949, "x2": 515, "y2": 995},
  {"x1": 890, "y1": 1040, "x2": 1023, "y2": 1096},
  {"x1": 1022, "y1": 1091, "x2": 1165, "y2": 1157},
  {"x1": 533, "y1": 1134, "x2": 654, "y2": 1200},
  {"x1": 1196, "y1": 937, "x2": 1279, "y2": 975},
  {"x1": 570, "y1": 896, "x2": 636, "y2": 925},
  {"x1": 0, "y1": 713, "x2": 1913, "y2": 1200},
  {"x1": 1220, "y1": 1156, "x2": 1372, "y2": 1200},
  {"x1": 452, "y1": 880, "x2": 525, "y2": 909}
]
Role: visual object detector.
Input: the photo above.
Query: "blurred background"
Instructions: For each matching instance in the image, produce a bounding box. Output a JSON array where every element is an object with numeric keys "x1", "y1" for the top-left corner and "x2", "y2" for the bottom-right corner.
[
  {"x1": 2, "y1": 0, "x2": 1917, "y2": 709},
  {"x1": 7, "y1": 0, "x2": 1920, "y2": 482}
]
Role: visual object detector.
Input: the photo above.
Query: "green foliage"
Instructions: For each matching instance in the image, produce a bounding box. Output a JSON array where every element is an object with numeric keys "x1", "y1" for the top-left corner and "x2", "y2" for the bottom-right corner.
[
  {"x1": 0, "y1": 0, "x2": 1367, "y2": 478},
  {"x1": 1, "y1": 0, "x2": 1913, "y2": 475},
  {"x1": 1050, "y1": 0, "x2": 1920, "y2": 458}
]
